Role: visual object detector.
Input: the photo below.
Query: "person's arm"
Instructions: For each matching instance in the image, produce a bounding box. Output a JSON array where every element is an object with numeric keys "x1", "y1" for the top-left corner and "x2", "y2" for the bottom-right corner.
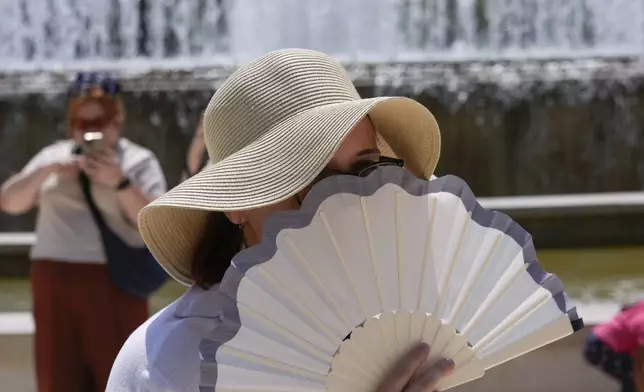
[
  {"x1": 114, "y1": 181, "x2": 157, "y2": 226},
  {"x1": 185, "y1": 113, "x2": 206, "y2": 178},
  {"x1": 0, "y1": 146, "x2": 76, "y2": 215},
  {"x1": 1, "y1": 166, "x2": 55, "y2": 214},
  {"x1": 81, "y1": 149, "x2": 167, "y2": 227}
]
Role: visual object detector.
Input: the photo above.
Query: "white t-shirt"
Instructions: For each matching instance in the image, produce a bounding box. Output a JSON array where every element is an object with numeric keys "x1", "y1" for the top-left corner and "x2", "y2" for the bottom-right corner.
[{"x1": 7, "y1": 138, "x2": 167, "y2": 263}]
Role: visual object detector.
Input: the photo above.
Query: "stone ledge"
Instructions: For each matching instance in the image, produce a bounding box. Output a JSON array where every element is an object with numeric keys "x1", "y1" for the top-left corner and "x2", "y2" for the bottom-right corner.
[{"x1": 2, "y1": 55, "x2": 644, "y2": 97}]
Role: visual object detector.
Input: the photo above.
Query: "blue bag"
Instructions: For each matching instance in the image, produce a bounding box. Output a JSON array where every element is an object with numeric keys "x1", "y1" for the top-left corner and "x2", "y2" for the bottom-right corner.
[{"x1": 79, "y1": 172, "x2": 168, "y2": 298}]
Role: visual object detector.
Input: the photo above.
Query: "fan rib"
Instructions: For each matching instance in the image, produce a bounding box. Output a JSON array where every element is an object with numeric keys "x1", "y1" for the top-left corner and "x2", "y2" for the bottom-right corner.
[
  {"x1": 328, "y1": 368, "x2": 373, "y2": 391},
  {"x1": 439, "y1": 332, "x2": 461, "y2": 359},
  {"x1": 431, "y1": 324, "x2": 454, "y2": 359},
  {"x1": 438, "y1": 332, "x2": 471, "y2": 366},
  {"x1": 284, "y1": 235, "x2": 353, "y2": 330},
  {"x1": 216, "y1": 345, "x2": 327, "y2": 383},
  {"x1": 434, "y1": 214, "x2": 472, "y2": 317},
  {"x1": 329, "y1": 345, "x2": 375, "y2": 381},
  {"x1": 430, "y1": 313, "x2": 443, "y2": 341},
  {"x1": 395, "y1": 191, "x2": 403, "y2": 310},
  {"x1": 359, "y1": 196, "x2": 385, "y2": 312},
  {"x1": 446, "y1": 233, "x2": 503, "y2": 325},
  {"x1": 366, "y1": 318, "x2": 390, "y2": 375},
  {"x1": 472, "y1": 290, "x2": 552, "y2": 353},
  {"x1": 363, "y1": 330, "x2": 389, "y2": 377},
  {"x1": 421, "y1": 314, "x2": 442, "y2": 361},
  {"x1": 398, "y1": 311, "x2": 411, "y2": 347},
  {"x1": 332, "y1": 336, "x2": 379, "y2": 379},
  {"x1": 460, "y1": 261, "x2": 529, "y2": 337},
  {"x1": 417, "y1": 196, "x2": 439, "y2": 311},
  {"x1": 256, "y1": 266, "x2": 338, "y2": 344},
  {"x1": 319, "y1": 211, "x2": 369, "y2": 320},
  {"x1": 416, "y1": 197, "x2": 439, "y2": 347},
  {"x1": 450, "y1": 344, "x2": 476, "y2": 367},
  {"x1": 478, "y1": 315, "x2": 573, "y2": 370},
  {"x1": 377, "y1": 313, "x2": 396, "y2": 366},
  {"x1": 237, "y1": 302, "x2": 331, "y2": 363}
]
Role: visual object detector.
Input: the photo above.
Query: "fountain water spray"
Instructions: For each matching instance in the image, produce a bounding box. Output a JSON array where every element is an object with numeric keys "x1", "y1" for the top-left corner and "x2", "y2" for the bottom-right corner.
[{"x1": 1, "y1": 0, "x2": 643, "y2": 68}]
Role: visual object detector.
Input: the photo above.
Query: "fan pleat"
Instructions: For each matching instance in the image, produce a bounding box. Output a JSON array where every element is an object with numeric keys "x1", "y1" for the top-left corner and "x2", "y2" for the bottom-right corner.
[
  {"x1": 361, "y1": 185, "x2": 401, "y2": 312},
  {"x1": 359, "y1": 197, "x2": 385, "y2": 311},
  {"x1": 461, "y1": 257, "x2": 533, "y2": 342},
  {"x1": 445, "y1": 232, "x2": 503, "y2": 326},
  {"x1": 217, "y1": 328, "x2": 328, "y2": 381},
  {"x1": 236, "y1": 279, "x2": 336, "y2": 359},
  {"x1": 282, "y1": 233, "x2": 357, "y2": 331},
  {"x1": 417, "y1": 196, "x2": 439, "y2": 311},
  {"x1": 319, "y1": 211, "x2": 370, "y2": 320},
  {"x1": 250, "y1": 266, "x2": 339, "y2": 344},
  {"x1": 454, "y1": 234, "x2": 527, "y2": 335},
  {"x1": 210, "y1": 363, "x2": 325, "y2": 391},
  {"x1": 478, "y1": 314, "x2": 573, "y2": 369},
  {"x1": 475, "y1": 290, "x2": 553, "y2": 352}
]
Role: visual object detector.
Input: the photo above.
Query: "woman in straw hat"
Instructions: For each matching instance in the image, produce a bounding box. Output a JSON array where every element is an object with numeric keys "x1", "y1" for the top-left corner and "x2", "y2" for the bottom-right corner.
[{"x1": 107, "y1": 48, "x2": 451, "y2": 392}]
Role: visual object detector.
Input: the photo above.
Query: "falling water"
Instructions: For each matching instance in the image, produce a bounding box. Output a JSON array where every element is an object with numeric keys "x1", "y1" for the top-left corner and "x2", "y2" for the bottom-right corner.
[{"x1": 0, "y1": 0, "x2": 644, "y2": 69}]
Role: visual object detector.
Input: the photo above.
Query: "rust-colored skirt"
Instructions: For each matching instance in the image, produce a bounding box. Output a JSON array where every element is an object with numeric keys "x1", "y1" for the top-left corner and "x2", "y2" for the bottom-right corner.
[{"x1": 31, "y1": 260, "x2": 148, "y2": 392}]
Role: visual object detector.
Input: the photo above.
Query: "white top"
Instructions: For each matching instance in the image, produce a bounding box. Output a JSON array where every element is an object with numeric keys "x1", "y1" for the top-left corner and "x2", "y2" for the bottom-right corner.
[
  {"x1": 107, "y1": 285, "x2": 223, "y2": 391},
  {"x1": 7, "y1": 138, "x2": 167, "y2": 263}
]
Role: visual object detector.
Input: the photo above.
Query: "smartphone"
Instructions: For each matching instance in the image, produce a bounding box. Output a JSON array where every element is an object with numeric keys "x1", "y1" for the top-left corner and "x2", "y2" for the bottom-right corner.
[{"x1": 82, "y1": 132, "x2": 105, "y2": 156}]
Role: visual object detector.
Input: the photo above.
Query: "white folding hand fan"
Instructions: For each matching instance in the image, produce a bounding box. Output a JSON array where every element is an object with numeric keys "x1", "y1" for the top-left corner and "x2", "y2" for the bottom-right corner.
[{"x1": 203, "y1": 166, "x2": 583, "y2": 391}]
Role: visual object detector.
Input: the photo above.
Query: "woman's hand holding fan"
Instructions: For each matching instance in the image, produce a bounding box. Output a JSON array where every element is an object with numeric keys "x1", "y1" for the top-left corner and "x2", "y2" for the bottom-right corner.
[
  {"x1": 201, "y1": 166, "x2": 584, "y2": 391},
  {"x1": 374, "y1": 343, "x2": 455, "y2": 392}
]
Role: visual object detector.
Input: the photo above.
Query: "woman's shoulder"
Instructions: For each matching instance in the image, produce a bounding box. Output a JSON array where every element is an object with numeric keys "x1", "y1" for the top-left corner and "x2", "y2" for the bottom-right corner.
[
  {"x1": 34, "y1": 139, "x2": 76, "y2": 159},
  {"x1": 107, "y1": 286, "x2": 226, "y2": 392},
  {"x1": 107, "y1": 304, "x2": 176, "y2": 392},
  {"x1": 118, "y1": 138, "x2": 158, "y2": 163}
]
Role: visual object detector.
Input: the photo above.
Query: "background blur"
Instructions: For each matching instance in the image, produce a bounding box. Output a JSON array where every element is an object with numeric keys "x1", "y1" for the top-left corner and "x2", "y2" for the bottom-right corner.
[{"x1": 1, "y1": 0, "x2": 644, "y2": 391}]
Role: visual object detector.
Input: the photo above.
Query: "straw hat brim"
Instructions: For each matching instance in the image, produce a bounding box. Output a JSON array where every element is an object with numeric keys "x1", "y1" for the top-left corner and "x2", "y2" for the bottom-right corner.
[{"x1": 139, "y1": 96, "x2": 440, "y2": 285}]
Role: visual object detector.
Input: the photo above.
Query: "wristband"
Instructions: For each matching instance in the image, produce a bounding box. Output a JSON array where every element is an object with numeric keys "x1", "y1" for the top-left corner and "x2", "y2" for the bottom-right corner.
[{"x1": 115, "y1": 177, "x2": 132, "y2": 191}]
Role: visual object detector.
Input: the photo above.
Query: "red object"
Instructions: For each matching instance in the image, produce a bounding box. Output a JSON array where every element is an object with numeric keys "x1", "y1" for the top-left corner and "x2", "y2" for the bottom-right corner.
[
  {"x1": 30, "y1": 260, "x2": 148, "y2": 392},
  {"x1": 593, "y1": 300, "x2": 644, "y2": 354}
]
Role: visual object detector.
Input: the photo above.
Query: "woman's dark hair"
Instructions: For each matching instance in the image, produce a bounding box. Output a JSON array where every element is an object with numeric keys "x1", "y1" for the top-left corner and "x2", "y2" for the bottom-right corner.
[{"x1": 191, "y1": 211, "x2": 244, "y2": 289}]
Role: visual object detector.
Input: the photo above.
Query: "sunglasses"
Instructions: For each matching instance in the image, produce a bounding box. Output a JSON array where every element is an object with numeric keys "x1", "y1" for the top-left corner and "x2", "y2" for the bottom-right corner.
[
  {"x1": 314, "y1": 156, "x2": 404, "y2": 184},
  {"x1": 71, "y1": 116, "x2": 113, "y2": 131}
]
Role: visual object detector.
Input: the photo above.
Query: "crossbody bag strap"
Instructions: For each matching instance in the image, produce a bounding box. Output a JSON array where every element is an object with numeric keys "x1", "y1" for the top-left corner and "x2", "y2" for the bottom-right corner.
[{"x1": 78, "y1": 171, "x2": 108, "y2": 231}]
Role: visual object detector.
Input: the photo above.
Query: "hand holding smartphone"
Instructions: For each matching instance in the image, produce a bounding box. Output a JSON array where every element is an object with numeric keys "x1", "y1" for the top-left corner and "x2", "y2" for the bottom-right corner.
[
  {"x1": 81, "y1": 132, "x2": 106, "y2": 157},
  {"x1": 76, "y1": 132, "x2": 125, "y2": 188}
]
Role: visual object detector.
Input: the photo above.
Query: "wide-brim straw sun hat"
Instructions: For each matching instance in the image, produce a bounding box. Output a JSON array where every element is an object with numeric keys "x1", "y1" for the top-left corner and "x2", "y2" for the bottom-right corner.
[{"x1": 139, "y1": 48, "x2": 441, "y2": 285}]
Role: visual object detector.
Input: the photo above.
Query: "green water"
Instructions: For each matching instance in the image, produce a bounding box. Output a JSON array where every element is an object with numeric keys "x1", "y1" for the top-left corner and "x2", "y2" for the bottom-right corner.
[
  {"x1": 537, "y1": 247, "x2": 644, "y2": 302},
  {"x1": 0, "y1": 275, "x2": 188, "y2": 314},
  {"x1": 1, "y1": 246, "x2": 643, "y2": 313}
]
